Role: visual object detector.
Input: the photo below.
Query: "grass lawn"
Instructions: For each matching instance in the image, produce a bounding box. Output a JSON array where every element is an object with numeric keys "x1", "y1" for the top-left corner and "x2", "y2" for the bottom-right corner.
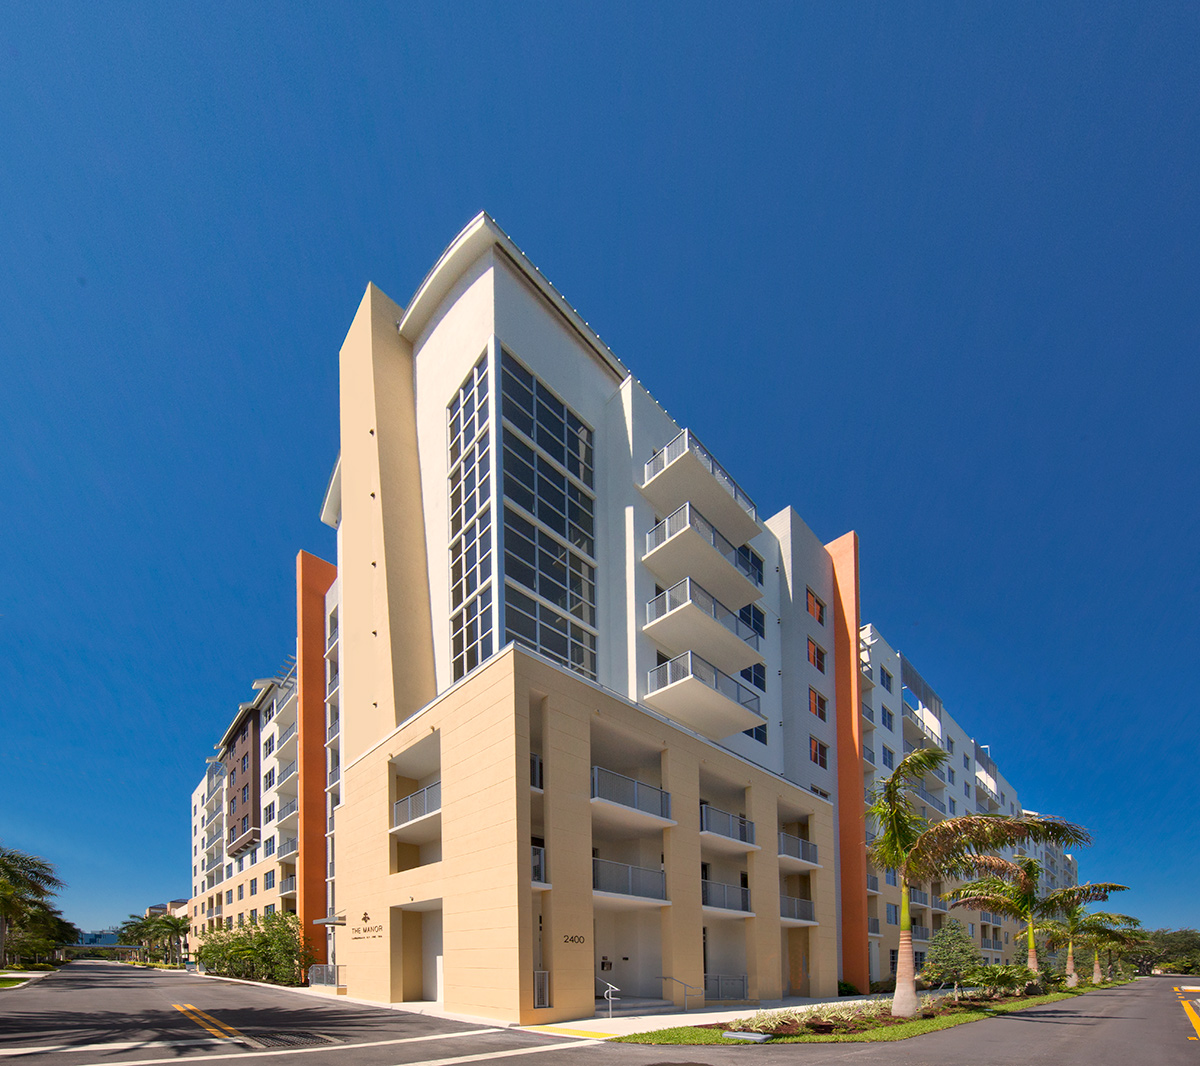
[
  {"x1": 612, "y1": 990, "x2": 1088, "y2": 1044},
  {"x1": 0, "y1": 979, "x2": 28, "y2": 989}
]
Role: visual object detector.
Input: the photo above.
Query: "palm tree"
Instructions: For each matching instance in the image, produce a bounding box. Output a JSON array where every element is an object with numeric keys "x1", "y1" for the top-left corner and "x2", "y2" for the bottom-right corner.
[
  {"x1": 948, "y1": 856, "x2": 1126, "y2": 976},
  {"x1": 117, "y1": 915, "x2": 153, "y2": 963},
  {"x1": 152, "y1": 915, "x2": 192, "y2": 966},
  {"x1": 0, "y1": 844, "x2": 65, "y2": 966},
  {"x1": 1084, "y1": 915, "x2": 1142, "y2": 983},
  {"x1": 867, "y1": 747, "x2": 1090, "y2": 1017},
  {"x1": 1036, "y1": 906, "x2": 1138, "y2": 986}
]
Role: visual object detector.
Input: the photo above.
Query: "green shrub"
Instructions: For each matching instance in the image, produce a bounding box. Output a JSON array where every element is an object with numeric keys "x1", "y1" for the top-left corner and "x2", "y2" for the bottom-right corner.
[
  {"x1": 195, "y1": 913, "x2": 315, "y2": 986},
  {"x1": 838, "y1": 980, "x2": 859, "y2": 996}
]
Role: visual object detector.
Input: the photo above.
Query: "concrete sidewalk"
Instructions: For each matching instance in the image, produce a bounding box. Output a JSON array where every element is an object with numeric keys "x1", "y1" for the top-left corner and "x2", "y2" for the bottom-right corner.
[{"x1": 520, "y1": 992, "x2": 896, "y2": 1039}]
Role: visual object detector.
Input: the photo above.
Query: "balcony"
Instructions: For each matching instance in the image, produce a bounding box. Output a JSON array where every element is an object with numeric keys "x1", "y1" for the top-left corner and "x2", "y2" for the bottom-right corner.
[
  {"x1": 906, "y1": 782, "x2": 947, "y2": 815},
  {"x1": 278, "y1": 836, "x2": 298, "y2": 859},
  {"x1": 868, "y1": 917, "x2": 881, "y2": 936},
  {"x1": 932, "y1": 897, "x2": 948, "y2": 912},
  {"x1": 701, "y1": 879, "x2": 751, "y2": 915},
  {"x1": 276, "y1": 721, "x2": 298, "y2": 750},
  {"x1": 902, "y1": 703, "x2": 945, "y2": 750},
  {"x1": 644, "y1": 578, "x2": 763, "y2": 675},
  {"x1": 277, "y1": 797, "x2": 299, "y2": 822},
  {"x1": 530, "y1": 752, "x2": 544, "y2": 791},
  {"x1": 327, "y1": 717, "x2": 340, "y2": 742},
  {"x1": 643, "y1": 504, "x2": 763, "y2": 610},
  {"x1": 590, "y1": 767, "x2": 674, "y2": 833},
  {"x1": 861, "y1": 703, "x2": 875, "y2": 724},
  {"x1": 863, "y1": 744, "x2": 876, "y2": 766},
  {"x1": 278, "y1": 760, "x2": 298, "y2": 787},
  {"x1": 326, "y1": 673, "x2": 340, "y2": 697},
  {"x1": 204, "y1": 855, "x2": 223, "y2": 873},
  {"x1": 391, "y1": 781, "x2": 442, "y2": 844},
  {"x1": 777, "y1": 831, "x2": 820, "y2": 871},
  {"x1": 699, "y1": 804, "x2": 757, "y2": 855},
  {"x1": 204, "y1": 806, "x2": 223, "y2": 829},
  {"x1": 645, "y1": 651, "x2": 765, "y2": 740},
  {"x1": 279, "y1": 875, "x2": 297, "y2": 896},
  {"x1": 867, "y1": 874, "x2": 879, "y2": 894},
  {"x1": 911, "y1": 925, "x2": 931, "y2": 941},
  {"x1": 640, "y1": 429, "x2": 759, "y2": 545},
  {"x1": 327, "y1": 764, "x2": 340, "y2": 787},
  {"x1": 975, "y1": 774, "x2": 1001, "y2": 807},
  {"x1": 532, "y1": 845, "x2": 548, "y2": 888},
  {"x1": 592, "y1": 858, "x2": 668, "y2": 908},
  {"x1": 326, "y1": 625, "x2": 338, "y2": 652},
  {"x1": 909, "y1": 888, "x2": 929, "y2": 907},
  {"x1": 780, "y1": 895, "x2": 816, "y2": 925}
]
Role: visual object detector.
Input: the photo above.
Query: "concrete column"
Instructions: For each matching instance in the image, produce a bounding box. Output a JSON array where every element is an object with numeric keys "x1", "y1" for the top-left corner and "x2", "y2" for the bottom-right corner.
[
  {"x1": 660, "y1": 747, "x2": 702, "y2": 1006},
  {"x1": 745, "y1": 784, "x2": 782, "y2": 1001}
]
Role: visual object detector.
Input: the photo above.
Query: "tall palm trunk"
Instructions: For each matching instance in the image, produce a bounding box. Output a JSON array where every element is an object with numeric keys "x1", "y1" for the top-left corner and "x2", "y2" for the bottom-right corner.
[
  {"x1": 1066, "y1": 938, "x2": 1077, "y2": 987},
  {"x1": 1026, "y1": 920, "x2": 1039, "y2": 974},
  {"x1": 892, "y1": 878, "x2": 920, "y2": 1017},
  {"x1": 1092, "y1": 949, "x2": 1103, "y2": 984}
]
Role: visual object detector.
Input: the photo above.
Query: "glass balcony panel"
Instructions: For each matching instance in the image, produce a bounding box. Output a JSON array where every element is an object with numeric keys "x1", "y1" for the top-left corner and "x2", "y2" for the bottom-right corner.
[{"x1": 645, "y1": 650, "x2": 765, "y2": 740}]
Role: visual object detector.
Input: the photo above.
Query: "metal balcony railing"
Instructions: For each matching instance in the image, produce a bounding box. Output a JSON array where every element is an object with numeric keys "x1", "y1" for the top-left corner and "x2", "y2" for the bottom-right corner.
[
  {"x1": 204, "y1": 855, "x2": 223, "y2": 872},
  {"x1": 530, "y1": 752, "x2": 544, "y2": 790},
  {"x1": 591, "y1": 767, "x2": 670, "y2": 819},
  {"x1": 327, "y1": 764, "x2": 340, "y2": 786},
  {"x1": 863, "y1": 745, "x2": 876, "y2": 766},
  {"x1": 975, "y1": 774, "x2": 1000, "y2": 804},
  {"x1": 647, "y1": 651, "x2": 761, "y2": 715},
  {"x1": 861, "y1": 703, "x2": 875, "y2": 722},
  {"x1": 279, "y1": 875, "x2": 297, "y2": 894},
  {"x1": 781, "y1": 895, "x2": 815, "y2": 922},
  {"x1": 326, "y1": 625, "x2": 338, "y2": 650},
  {"x1": 204, "y1": 807, "x2": 223, "y2": 829},
  {"x1": 326, "y1": 673, "x2": 339, "y2": 696},
  {"x1": 932, "y1": 898, "x2": 948, "y2": 912},
  {"x1": 278, "y1": 797, "x2": 298, "y2": 820},
  {"x1": 278, "y1": 760, "x2": 298, "y2": 785},
  {"x1": 276, "y1": 721, "x2": 297, "y2": 748},
  {"x1": 533, "y1": 969, "x2": 551, "y2": 1008},
  {"x1": 867, "y1": 874, "x2": 879, "y2": 892},
  {"x1": 394, "y1": 781, "x2": 441, "y2": 827},
  {"x1": 701, "y1": 879, "x2": 751, "y2": 912},
  {"x1": 704, "y1": 974, "x2": 748, "y2": 1000},
  {"x1": 906, "y1": 782, "x2": 947, "y2": 814},
  {"x1": 327, "y1": 717, "x2": 340, "y2": 742},
  {"x1": 645, "y1": 504, "x2": 763, "y2": 589},
  {"x1": 644, "y1": 429, "x2": 758, "y2": 522},
  {"x1": 532, "y1": 845, "x2": 547, "y2": 884},
  {"x1": 646, "y1": 578, "x2": 761, "y2": 650},
  {"x1": 308, "y1": 963, "x2": 344, "y2": 986},
  {"x1": 778, "y1": 831, "x2": 818, "y2": 866},
  {"x1": 909, "y1": 888, "x2": 929, "y2": 906},
  {"x1": 592, "y1": 858, "x2": 666, "y2": 900},
  {"x1": 278, "y1": 836, "x2": 299, "y2": 858},
  {"x1": 868, "y1": 917, "x2": 881, "y2": 934},
  {"x1": 699, "y1": 804, "x2": 755, "y2": 844},
  {"x1": 911, "y1": 925, "x2": 931, "y2": 941}
]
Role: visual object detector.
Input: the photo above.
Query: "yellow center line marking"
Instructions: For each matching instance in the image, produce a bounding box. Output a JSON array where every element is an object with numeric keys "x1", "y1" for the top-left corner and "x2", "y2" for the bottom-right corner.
[
  {"x1": 173, "y1": 1004, "x2": 230, "y2": 1041},
  {"x1": 185, "y1": 1004, "x2": 247, "y2": 1041},
  {"x1": 1181, "y1": 999, "x2": 1200, "y2": 1040}
]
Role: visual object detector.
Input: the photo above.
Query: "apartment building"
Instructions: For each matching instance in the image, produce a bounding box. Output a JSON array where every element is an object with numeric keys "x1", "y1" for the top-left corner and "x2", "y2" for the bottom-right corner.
[
  {"x1": 187, "y1": 552, "x2": 337, "y2": 956},
  {"x1": 858, "y1": 625, "x2": 1077, "y2": 980},
  {"x1": 306, "y1": 212, "x2": 878, "y2": 1023}
]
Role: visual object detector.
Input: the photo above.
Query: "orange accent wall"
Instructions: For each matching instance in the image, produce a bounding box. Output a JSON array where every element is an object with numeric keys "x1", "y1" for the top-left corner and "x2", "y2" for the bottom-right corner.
[
  {"x1": 297, "y1": 550, "x2": 337, "y2": 964},
  {"x1": 827, "y1": 531, "x2": 869, "y2": 993}
]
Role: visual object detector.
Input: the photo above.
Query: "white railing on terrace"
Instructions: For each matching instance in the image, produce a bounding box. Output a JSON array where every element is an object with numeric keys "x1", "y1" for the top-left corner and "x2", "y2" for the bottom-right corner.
[
  {"x1": 326, "y1": 625, "x2": 338, "y2": 650},
  {"x1": 592, "y1": 858, "x2": 666, "y2": 899},
  {"x1": 645, "y1": 504, "x2": 763, "y2": 588},
  {"x1": 204, "y1": 855, "x2": 223, "y2": 872},
  {"x1": 647, "y1": 651, "x2": 761, "y2": 715},
  {"x1": 394, "y1": 781, "x2": 441, "y2": 827},
  {"x1": 278, "y1": 797, "x2": 298, "y2": 820},
  {"x1": 277, "y1": 721, "x2": 297, "y2": 747},
  {"x1": 781, "y1": 895, "x2": 815, "y2": 922},
  {"x1": 328, "y1": 764, "x2": 340, "y2": 785},
  {"x1": 975, "y1": 774, "x2": 1000, "y2": 804},
  {"x1": 279, "y1": 875, "x2": 297, "y2": 894},
  {"x1": 278, "y1": 760, "x2": 298, "y2": 785},
  {"x1": 327, "y1": 672, "x2": 339, "y2": 696},
  {"x1": 591, "y1": 766, "x2": 671, "y2": 819},
  {"x1": 699, "y1": 804, "x2": 755, "y2": 844},
  {"x1": 778, "y1": 831, "x2": 818, "y2": 865},
  {"x1": 327, "y1": 718, "x2": 340, "y2": 742},
  {"x1": 533, "y1": 970, "x2": 551, "y2": 1008},
  {"x1": 646, "y1": 578, "x2": 761, "y2": 650},
  {"x1": 278, "y1": 836, "x2": 298, "y2": 858},
  {"x1": 643, "y1": 429, "x2": 757, "y2": 521},
  {"x1": 204, "y1": 807, "x2": 223, "y2": 828},
  {"x1": 532, "y1": 845, "x2": 547, "y2": 884},
  {"x1": 705, "y1": 973, "x2": 748, "y2": 1000},
  {"x1": 902, "y1": 703, "x2": 946, "y2": 750},
  {"x1": 701, "y1": 879, "x2": 751, "y2": 912}
]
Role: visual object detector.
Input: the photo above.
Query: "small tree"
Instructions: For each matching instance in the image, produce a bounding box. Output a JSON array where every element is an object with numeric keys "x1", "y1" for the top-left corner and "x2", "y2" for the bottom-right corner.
[{"x1": 921, "y1": 919, "x2": 982, "y2": 1000}]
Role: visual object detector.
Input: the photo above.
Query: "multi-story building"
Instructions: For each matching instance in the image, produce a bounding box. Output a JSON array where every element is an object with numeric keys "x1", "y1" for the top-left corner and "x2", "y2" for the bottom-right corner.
[
  {"x1": 859, "y1": 625, "x2": 1077, "y2": 979},
  {"x1": 196, "y1": 211, "x2": 1083, "y2": 1020},
  {"x1": 187, "y1": 551, "x2": 337, "y2": 958}
]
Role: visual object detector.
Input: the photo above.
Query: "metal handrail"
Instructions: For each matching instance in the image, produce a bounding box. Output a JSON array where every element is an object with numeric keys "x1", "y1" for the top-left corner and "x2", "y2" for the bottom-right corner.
[
  {"x1": 278, "y1": 760, "x2": 298, "y2": 784},
  {"x1": 279, "y1": 875, "x2": 297, "y2": 893},
  {"x1": 645, "y1": 578, "x2": 761, "y2": 650},
  {"x1": 591, "y1": 766, "x2": 670, "y2": 819},
  {"x1": 276, "y1": 721, "x2": 298, "y2": 747},
  {"x1": 277, "y1": 797, "x2": 298, "y2": 820},
  {"x1": 699, "y1": 804, "x2": 755, "y2": 844},
  {"x1": 592, "y1": 858, "x2": 666, "y2": 900},
  {"x1": 778, "y1": 831, "x2": 818, "y2": 865},
  {"x1": 781, "y1": 894, "x2": 815, "y2": 922},
  {"x1": 326, "y1": 673, "x2": 339, "y2": 696},
  {"x1": 645, "y1": 504, "x2": 763, "y2": 588},
  {"x1": 326, "y1": 718, "x2": 340, "y2": 742},
  {"x1": 532, "y1": 845, "x2": 547, "y2": 884},
  {"x1": 659, "y1": 975, "x2": 703, "y2": 1012},
  {"x1": 861, "y1": 703, "x2": 875, "y2": 722},
  {"x1": 902, "y1": 703, "x2": 946, "y2": 750},
  {"x1": 701, "y1": 879, "x2": 750, "y2": 912},
  {"x1": 394, "y1": 781, "x2": 441, "y2": 827},
  {"x1": 909, "y1": 888, "x2": 930, "y2": 906},
  {"x1": 906, "y1": 782, "x2": 947, "y2": 814},
  {"x1": 911, "y1": 925, "x2": 931, "y2": 941},
  {"x1": 278, "y1": 836, "x2": 298, "y2": 857},
  {"x1": 868, "y1": 916, "x2": 881, "y2": 934},
  {"x1": 601, "y1": 980, "x2": 620, "y2": 1019},
  {"x1": 863, "y1": 745, "x2": 876, "y2": 766},
  {"x1": 643, "y1": 429, "x2": 758, "y2": 521},
  {"x1": 867, "y1": 874, "x2": 879, "y2": 892},
  {"x1": 647, "y1": 651, "x2": 761, "y2": 715},
  {"x1": 530, "y1": 752, "x2": 544, "y2": 790}
]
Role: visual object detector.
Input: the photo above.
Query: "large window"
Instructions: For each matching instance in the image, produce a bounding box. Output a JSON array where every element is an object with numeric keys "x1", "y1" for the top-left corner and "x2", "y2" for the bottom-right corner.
[
  {"x1": 809, "y1": 688, "x2": 827, "y2": 721},
  {"x1": 807, "y1": 638, "x2": 826, "y2": 673},
  {"x1": 806, "y1": 588, "x2": 825, "y2": 625},
  {"x1": 809, "y1": 737, "x2": 828, "y2": 769},
  {"x1": 449, "y1": 354, "x2": 494, "y2": 681},
  {"x1": 500, "y1": 350, "x2": 597, "y2": 679}
]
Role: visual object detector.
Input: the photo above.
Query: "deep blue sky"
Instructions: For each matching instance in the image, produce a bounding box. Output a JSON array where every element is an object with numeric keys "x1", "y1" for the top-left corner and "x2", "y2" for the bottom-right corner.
[{"x1": 2, "y1": 4, "x2": 1197, "y2": 933}]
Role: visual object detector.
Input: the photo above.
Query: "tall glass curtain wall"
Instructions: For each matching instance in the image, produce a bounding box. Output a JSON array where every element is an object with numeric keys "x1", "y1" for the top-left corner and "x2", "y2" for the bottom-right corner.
[
  {"x1": 448, "y1": 355, "x2": 494, "y2": 681},
  {"x1": 499, "y1": 349, "x2": 598, "y2": 680}
]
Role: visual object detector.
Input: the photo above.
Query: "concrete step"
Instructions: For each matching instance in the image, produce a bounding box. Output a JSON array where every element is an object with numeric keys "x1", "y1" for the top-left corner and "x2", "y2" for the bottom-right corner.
[{"x1": 594, "y1": 996, "x2": 678, "y2": 1017}]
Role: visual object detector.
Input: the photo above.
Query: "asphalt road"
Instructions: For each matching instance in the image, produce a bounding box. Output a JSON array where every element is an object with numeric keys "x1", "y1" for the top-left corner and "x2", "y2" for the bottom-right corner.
[{"x1": 0, "y1": 962, "x2": 1194, "y2": 1066}]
